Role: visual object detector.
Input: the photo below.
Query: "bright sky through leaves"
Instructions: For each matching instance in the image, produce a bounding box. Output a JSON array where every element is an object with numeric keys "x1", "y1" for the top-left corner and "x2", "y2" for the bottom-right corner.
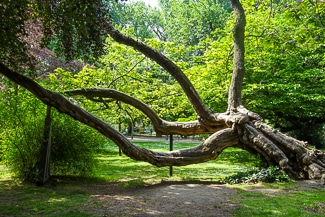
[{"x1": 134, "y1": 0, "x2": 159, "y2": 8}]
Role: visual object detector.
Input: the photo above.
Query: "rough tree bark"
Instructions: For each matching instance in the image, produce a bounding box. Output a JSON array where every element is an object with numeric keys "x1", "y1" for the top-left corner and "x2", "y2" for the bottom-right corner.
[{"x1": 1, "y1": 0, "x2": 325, "y2": 179}]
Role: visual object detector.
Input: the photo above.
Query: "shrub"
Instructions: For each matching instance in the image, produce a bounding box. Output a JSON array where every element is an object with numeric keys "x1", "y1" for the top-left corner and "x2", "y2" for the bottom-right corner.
[
  {"x1": 50, "y1": 111, "x2": 106, "y2": 176},
  {"x1": 0, "y1": 86, "x2": 105, "y2": 181},
  {"x1": 224, "y1": 166, "x2": 290, "y2": 184},
  {"x1": 0, "y1": 87, "x2": 45, "y2": 181}
]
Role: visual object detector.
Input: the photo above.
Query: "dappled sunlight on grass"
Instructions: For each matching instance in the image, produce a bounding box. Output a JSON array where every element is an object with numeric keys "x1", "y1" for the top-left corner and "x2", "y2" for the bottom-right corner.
[
  {"x1": 0, "y1": 166, "x2": 97, "y2": 216},
  {"x1": 47, "y1": 197, "x2": 68, "y2": 203}
]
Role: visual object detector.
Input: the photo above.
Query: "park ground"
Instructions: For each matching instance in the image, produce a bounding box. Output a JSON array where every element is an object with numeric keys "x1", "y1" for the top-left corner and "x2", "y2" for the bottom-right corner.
[
  {"x1": 0, "y1": 175, "x2": 325, "y2": 217},
  {"x1": 1, "y1": 138, "x2": 325, "y2": 216}
]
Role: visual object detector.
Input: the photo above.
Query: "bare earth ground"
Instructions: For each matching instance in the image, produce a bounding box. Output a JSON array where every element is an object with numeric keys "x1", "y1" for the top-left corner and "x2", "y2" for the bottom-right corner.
[
  {"x1": 84, "y1": 180, "x2": 325, "y2": 217},
  {"x1": 86, "y1": 181, "x2": 239, "y2": 217}
]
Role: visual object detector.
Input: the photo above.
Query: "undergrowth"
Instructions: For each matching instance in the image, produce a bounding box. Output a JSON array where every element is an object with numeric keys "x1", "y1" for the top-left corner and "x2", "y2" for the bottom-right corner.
[{"x1": 224, "y1": 166, "x2": 290, "y2": 184}]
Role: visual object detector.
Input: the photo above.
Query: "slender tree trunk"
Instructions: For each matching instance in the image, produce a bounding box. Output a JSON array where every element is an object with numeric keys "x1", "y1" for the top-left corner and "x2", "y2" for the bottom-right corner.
[{"x1": 227, "y1": 0, "x2": 246, "y2": 111}]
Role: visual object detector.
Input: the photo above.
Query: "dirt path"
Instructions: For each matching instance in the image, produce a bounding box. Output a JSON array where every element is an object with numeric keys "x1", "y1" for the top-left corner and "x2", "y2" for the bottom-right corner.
[
  {"x1": 84, "y1": 180, "x2": 325, "y2": 217},
  {"x1": 86, "y1": 181, "x2": 239, "y2": 217}
]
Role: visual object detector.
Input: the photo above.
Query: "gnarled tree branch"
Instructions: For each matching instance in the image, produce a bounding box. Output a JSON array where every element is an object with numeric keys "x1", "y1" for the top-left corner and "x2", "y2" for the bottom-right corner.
[{"x1": 65, "y1": 88, "x2": 226, "y2": 135}]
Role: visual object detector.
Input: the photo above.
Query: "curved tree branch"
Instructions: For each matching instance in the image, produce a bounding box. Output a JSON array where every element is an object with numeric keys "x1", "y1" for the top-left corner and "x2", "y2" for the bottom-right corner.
[
  {"x1": 65, "y1": 88, "x2": 226, "y2": 135},
  {"x1": 102, "y1": 21, "x2": 218, "y2": 124}
]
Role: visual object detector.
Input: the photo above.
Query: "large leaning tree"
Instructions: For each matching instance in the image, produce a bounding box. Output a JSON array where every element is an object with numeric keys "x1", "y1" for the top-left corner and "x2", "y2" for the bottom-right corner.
[{"x1": 1, "y1": 0, "x2": 325, "y2": 180}]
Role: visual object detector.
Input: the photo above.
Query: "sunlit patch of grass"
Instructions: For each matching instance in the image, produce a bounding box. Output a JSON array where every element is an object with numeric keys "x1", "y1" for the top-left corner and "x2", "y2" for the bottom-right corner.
[
  {"x1": 258, "y1": 180, "x2": 297, "y2": 190},
  {"x1": 233, "y1": 185, "x2": 325, "y2": 217},
  {"x1": 94, "y1": 141, "x2": 262, "y2": 185}
]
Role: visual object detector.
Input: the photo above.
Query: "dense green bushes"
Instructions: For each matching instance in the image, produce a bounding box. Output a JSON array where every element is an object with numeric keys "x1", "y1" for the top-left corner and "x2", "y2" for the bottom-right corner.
[
  {"x1": 0, "y1": 84, "x2": 105, "y2": 181},
  {"x1": 0, "y1": 85, "x2": 44, "y2": 181},
  {"x1": 50, "y1": 111, "x2": 106, "y2": 177}
]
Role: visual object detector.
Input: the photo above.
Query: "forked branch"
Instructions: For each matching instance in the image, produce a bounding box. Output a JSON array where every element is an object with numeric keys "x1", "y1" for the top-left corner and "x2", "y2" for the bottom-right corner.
[{"x1": 102, "y1": 20, "x2": 218, "y2": 124}]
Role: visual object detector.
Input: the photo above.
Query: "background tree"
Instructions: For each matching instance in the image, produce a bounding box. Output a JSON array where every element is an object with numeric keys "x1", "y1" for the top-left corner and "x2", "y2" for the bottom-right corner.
[
  {"x1": 109, "y1": 1, "x2": 164, "y2": 40},
  {"x1": 1, "y1": 0, "x2": 325, "y2": 180},
  {"x1": 241, "y1": 0, "x2": 325, "y2": 148},
  {"x1": 158, "y1": 0, "x2": 231, "y2": 45}
]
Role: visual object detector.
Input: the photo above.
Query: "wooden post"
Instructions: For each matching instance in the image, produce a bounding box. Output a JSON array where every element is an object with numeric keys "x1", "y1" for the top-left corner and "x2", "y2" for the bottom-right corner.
[
  {"x1": 37, "y1": 105, "x2": 52, "y2": 185},
  {"x1": 169, "y1": 134, "x2": 173, "y2": 176}
]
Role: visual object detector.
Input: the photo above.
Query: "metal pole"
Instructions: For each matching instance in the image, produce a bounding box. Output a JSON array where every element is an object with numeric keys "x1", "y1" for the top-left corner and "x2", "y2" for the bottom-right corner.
[{"x1": 169, "y1": 134, "x2": 173, "y2": 176}]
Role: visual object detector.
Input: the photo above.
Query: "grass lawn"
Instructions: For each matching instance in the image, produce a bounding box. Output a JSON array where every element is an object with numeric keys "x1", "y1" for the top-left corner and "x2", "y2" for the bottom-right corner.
[
  {"x1": 232, "y1": 182, "x2": 325, "y2": 217},
  {"x1": 1, "y1": 141, "x2": 324, "y2": 216},
  {"x1": 93, "y1": 141, "x2": 262, "y2": 184}
]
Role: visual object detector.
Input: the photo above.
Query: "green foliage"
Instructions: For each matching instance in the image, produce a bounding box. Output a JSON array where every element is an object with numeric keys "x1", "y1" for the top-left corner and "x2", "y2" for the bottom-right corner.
[
  {"x1": 0, "y1": 81, "x2": 105, "y2": 181},
  {"x1": 33, "y1": 0, "x2": 111, "y2": 60},
  {"x1": 241, "y1": 1, "x2": 325, "y2": 147},
  {"x1": 108, "y1": 0, "x2": 233, "y2": 117},
  {"x1": 224, "y1": 166, "x2": 290, "y2": 184},
  {"x1": 158, "y1": 0, "x2": 231, "y2": 45},
  {"x1": 0, "y1": 0, "x2": 30, "y2": 68},
  {"x1": 49, "y1": 39, "x2": 197, "y2": 124},
  {"x1": 50, "y1": 111, "x2": 106, "y2": 176},
  {"x1": 110, "y1": 1, "x2": 164, "y2": 40},
  {"x1": 185, "y1": 34, "x2": 234, "y2": 112},
  {"x1": 0, "y1": 85, "x2": 45, "y2": 181},
  {"x1": 0, "y1": 0, "x2": 115, "y2": 65}
]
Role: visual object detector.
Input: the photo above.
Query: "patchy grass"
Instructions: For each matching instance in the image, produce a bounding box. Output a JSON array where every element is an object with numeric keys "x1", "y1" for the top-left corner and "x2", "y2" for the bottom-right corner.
[{"x1": 0, "y1": 179, "x2": 98, "y2": 217}]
